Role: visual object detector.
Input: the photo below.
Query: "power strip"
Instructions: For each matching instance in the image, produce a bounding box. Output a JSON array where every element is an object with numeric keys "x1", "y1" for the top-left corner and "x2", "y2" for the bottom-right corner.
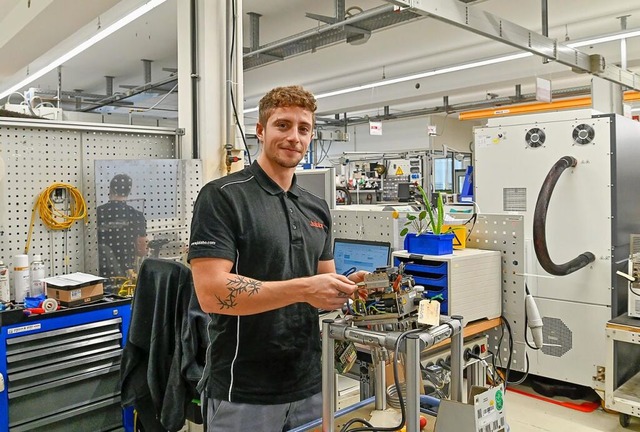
[{"x1": 421, "y1": 334, "x2": 489, "y2": 369}]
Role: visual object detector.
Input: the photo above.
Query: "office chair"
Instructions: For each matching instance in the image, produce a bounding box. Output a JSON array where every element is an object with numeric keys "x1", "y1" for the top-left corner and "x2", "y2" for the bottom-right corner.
[{"x1": 120, "y1": 258, "x2": 208, "y2": 432}]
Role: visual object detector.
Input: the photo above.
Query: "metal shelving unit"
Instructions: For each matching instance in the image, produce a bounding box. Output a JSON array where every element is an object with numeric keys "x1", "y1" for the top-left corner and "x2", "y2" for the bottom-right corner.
[{"x1": 605, "y1": 313, "x2": 640, "y2": 428}]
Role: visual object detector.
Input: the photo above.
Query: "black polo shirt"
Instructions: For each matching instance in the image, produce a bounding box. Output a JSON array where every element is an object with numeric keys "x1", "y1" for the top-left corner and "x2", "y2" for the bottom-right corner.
[
  {"x1": 97, "y1": 201, "x2": 146, "y2": 278},
  {"x1": 188, "y1": 162, "x2": 333, "y2": 404}
]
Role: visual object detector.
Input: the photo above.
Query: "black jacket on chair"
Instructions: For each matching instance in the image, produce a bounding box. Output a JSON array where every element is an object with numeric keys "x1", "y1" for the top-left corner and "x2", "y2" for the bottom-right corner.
[{"x1": 120, "y1": 258, "x2": 208, "y2": 432}]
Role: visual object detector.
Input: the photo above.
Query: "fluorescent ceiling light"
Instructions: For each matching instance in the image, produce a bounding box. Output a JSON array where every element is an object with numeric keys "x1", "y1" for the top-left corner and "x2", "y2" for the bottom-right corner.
[
  {"x1": 0, "y1": 0, "x2": 168, "y2": 100},
  {"x1": 567, "y1": 29, "x2": 640, "y2": 48},
  {"x1": 244, "y1": 28, "x2": 640, "y2": 115},
  {"x1": 243, "y1": 52, "x2": 532, "y2": 114},
  {"x1": 317, "y1": 52, "x2": 532, "y2": 99}
]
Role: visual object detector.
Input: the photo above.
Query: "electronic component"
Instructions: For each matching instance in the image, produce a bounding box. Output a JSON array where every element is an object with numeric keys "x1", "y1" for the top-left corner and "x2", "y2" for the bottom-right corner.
[
  {"x1": 334, "y1": 340, "x2": 357, "y2": 374},
  {"x1": 347, "y1": 267, "x2": 420, "y2": 323}
]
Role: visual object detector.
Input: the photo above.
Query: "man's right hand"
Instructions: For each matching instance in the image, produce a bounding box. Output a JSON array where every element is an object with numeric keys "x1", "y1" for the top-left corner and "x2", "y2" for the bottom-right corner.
[{"x1": 303, "y1": 273, "x2": 359, "y2": 311}]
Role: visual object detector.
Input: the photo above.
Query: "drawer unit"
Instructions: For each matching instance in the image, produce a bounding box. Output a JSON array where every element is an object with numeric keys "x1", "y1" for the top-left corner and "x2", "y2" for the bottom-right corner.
[
  {"x1": 0, "y1": 299, "x2": 131, "y2": 432},
  {"x1": 394, "y1": 248, "x2": 501, "y2": 325}
]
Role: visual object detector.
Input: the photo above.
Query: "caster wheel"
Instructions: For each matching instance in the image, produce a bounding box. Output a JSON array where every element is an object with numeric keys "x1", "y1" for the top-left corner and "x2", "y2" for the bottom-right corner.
[{"x1": 620, "y1": 413, "x2": 631, "y2": 428}]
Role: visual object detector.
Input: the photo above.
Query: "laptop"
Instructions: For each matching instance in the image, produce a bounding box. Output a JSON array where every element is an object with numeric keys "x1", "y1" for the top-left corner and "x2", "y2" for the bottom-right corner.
[{"x1": 333, "y1": 238, "x2": 392, "y2": 275}]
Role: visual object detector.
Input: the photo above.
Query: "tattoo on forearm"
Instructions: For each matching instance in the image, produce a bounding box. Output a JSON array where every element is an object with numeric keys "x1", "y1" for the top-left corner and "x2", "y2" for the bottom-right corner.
[{"x1": 216, "y1": 275, "x2": 263, "y2": 309}]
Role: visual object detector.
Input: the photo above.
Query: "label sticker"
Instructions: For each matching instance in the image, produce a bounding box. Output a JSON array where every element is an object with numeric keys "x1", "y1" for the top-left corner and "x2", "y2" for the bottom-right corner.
[{"x1": 8, "y1": 323, "x2": 41, "y2": 335}]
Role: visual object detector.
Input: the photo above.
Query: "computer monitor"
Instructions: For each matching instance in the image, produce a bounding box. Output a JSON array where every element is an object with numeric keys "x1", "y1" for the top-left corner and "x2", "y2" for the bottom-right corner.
[
  {"x1": 295, "y1": 167, "x2": 336, "y2": 209},
  {"x1": 333, "y1": 238, "x2": 391, "y2": 275}
]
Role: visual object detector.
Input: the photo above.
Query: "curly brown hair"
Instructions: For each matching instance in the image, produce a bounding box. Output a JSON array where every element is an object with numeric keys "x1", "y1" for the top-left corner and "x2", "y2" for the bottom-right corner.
[{"x1": 258, "y1": 85, "x2": 317, "y2": 127}]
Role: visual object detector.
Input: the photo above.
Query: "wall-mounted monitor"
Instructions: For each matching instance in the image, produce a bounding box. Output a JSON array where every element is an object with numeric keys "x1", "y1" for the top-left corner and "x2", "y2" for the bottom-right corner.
[{"x1": 295, "y1": 167, "x2": 336, "y2": 209}]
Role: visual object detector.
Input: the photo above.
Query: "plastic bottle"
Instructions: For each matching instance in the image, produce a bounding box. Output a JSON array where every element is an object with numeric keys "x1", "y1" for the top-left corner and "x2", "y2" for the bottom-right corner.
[
  {"x1": 0, "y1": 260, "x2": 10, "y2": 302},
  {"x1": 30, "y1": 254, "x2": 46, "y2": 297},
  {"x1": 13, "y1": 254, "x2": 30, "y2": 303}
]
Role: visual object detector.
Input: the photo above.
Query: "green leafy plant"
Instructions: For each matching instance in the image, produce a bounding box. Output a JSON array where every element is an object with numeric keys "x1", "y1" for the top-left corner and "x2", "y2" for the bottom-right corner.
[{"x1": 400, "y1": 184, "x2": 445, "y2": 236}]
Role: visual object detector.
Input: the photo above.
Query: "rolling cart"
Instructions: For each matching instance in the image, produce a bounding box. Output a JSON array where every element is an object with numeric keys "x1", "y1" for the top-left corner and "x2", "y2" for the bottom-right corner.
[
  {"x1": 605, "y1": 313, "x2": 640, "y2": 428},
  {"x1": 0, "y1": 297, "x2": 132, "y2": 432}
]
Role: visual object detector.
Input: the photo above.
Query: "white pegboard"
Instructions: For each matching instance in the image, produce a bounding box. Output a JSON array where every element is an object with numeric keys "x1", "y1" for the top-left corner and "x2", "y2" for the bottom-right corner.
[
  {"x1": 330, "y1": 209, "x2": 400, "y2": 249},
  {"x1": 467, "y1": 214, "x2": 526, "y2": 373},
  {"x1": 330, "y1": 208, "x2": 527, "y2": 372},
  {"x1": 0, "y1": 121, "x2": 201, "y2": 282},
  {"x1": 0, "y1": 125, "x2": 85, "y2": 276}
]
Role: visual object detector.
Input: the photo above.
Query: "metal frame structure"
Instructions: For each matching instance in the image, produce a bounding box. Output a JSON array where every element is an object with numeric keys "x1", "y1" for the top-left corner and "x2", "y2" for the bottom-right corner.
[
  {"x1": 385, "y1": 0, "x2": 640, "y2": 90},
  {"x1": 321, "y1": 317, "x2": 464, "y2": 432}
]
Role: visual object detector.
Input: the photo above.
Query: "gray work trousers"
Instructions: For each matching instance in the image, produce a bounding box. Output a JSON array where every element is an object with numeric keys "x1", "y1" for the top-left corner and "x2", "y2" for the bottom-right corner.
[{"x1": 204, "y1": 392, "x2": 322, "y2": 432}]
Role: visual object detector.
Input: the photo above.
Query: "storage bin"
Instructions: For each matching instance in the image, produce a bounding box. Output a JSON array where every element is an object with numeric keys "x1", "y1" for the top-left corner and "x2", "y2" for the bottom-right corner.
[{"x1": 404, "y1": 233, "x2": 454, "y2": 255}]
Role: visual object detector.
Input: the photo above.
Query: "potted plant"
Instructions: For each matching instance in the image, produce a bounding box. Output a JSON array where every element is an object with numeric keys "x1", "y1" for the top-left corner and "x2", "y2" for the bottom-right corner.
[{"x1": 399, "y1": 184, "x2": 454, "y2": 255}]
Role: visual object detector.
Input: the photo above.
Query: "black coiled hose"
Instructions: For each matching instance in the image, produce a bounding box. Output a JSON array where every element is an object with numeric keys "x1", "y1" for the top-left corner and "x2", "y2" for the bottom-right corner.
[{"x1": 533, "y1": 156, "x2": 595, "y2": 276}]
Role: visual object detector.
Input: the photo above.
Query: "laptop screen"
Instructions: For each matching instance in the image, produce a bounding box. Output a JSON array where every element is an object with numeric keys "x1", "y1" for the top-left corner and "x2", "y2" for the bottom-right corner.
[{"x1": 333, "y1": 238, "x2": 391, "y2": 275}]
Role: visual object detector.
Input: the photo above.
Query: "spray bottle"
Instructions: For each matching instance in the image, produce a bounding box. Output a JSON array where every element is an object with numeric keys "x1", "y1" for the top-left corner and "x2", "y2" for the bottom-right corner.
[{"x1": 30, "y1": 254, "x2": 46, "y2": 297}]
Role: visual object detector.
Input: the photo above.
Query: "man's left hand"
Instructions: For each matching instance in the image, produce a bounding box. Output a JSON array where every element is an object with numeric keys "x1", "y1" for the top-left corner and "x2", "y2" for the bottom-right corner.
[{"x1": 347, "y1": 270, "x2": 368, "y2": 284}]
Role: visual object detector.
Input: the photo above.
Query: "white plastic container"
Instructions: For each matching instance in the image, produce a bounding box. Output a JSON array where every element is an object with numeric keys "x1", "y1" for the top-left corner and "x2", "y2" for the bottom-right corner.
[
  {"x1": 0, "y1": 260, "x2": 10, "y2": 302},
  {"x1": 30, "y1": 254, "x2": 46, "y2": 297},
  {"x1": 13, "y1": 254, "x2": 30, "y2": 302}
]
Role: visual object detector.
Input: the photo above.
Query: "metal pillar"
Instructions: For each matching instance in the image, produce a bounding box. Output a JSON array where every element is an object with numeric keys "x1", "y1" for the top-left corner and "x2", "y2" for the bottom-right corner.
[
  {"x1": 374, "y1": 354, "x2": 386, "y2": 410},
  {"x1": 105, "y1": 76, "x2": 114, "y2": 96},
  {"x1": 450, "y1": 315, "x2": 464, "y2": 402},
  {"x1": 57, "y1": 66, "x2": 62, "y2": 109},
  {"x1": 405, "y1": 334, "x2": 421, "y2": 432},
  {"x1": 177, "y1": 0, "x2": 241, "y2": 174},
  {"x1": 142, "y1": 59, "x2": 153, "y2": 84},
  {"x1": 247, "y1": 12, "x2": 261, "y2": 50},
  {"x1": 592, "y1": 77, "x2": 623, "y2": 115},
  {"x1": 322, "y1": 319, "x2": 337, "y2": 432},
  {"x1": 618, "y1": 15, "x2": 631, "y2": 70}
]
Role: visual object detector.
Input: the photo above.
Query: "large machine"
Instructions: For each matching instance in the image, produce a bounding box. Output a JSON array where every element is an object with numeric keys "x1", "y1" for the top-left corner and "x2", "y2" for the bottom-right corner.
[{"x1": 474, "y1": 109, "x2": 640, "y2": 388}]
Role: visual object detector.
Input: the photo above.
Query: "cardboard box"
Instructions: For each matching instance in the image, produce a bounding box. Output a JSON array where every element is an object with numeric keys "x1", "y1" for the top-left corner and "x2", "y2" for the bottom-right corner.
[
  {"x1": 44, "y1": 272, "x2": 106, "y2": 307},
  {"x1": 47, "y1": 283, "x2": 104, "y2": 307}
]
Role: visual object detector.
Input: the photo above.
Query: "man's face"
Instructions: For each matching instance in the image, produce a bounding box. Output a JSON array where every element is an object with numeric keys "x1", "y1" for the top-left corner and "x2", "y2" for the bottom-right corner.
[{"x1": 256, "y1": 106, "x2": 314, "y2": 168}]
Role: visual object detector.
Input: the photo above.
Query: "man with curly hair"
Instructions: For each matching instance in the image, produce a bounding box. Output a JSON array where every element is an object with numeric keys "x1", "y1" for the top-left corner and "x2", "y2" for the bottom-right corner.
[{"x1": 188, "y1": 85, "x2": 365, "y2": 431}]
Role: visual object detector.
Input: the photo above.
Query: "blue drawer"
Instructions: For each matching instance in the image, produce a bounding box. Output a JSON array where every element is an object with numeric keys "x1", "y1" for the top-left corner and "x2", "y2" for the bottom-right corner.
[
  {"x1": 396, "y1": 260, "x2": 448, "y2": 276},
  {"x1": 413, "y1": 275, "x2": 448, "y2": 289}
]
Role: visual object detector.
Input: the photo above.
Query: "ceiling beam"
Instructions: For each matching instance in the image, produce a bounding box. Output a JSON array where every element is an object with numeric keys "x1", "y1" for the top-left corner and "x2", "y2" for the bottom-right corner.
[
  {"x1": 385, "y1": 0, "x2": 640, "y2": 91},
  {"x1": 81, "y1": 75, "x2": 177, "y2": 112}
]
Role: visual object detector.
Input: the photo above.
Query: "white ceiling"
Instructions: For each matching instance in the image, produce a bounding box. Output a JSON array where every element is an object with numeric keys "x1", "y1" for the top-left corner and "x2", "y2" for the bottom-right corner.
[{"x1": 1, "y1": 0, "x2": 640, "y2": 120}]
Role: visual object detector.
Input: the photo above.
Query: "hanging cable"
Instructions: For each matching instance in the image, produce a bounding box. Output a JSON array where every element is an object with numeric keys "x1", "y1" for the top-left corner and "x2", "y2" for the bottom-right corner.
[
  {"x1": 130, "y1": 83, "x2": 179, "y2": 113},
  {"x1": 229, "y1": 0, "x2": 252, "y2": 165},
  {"x1": 25, "y1": 183, "x2": 88, "y2": 254}
]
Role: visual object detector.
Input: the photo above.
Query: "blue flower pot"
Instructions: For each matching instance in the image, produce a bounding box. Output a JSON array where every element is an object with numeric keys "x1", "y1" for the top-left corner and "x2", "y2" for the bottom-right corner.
[{"x1": 404, "y1": 232, "x2": 454, "y2": 255}]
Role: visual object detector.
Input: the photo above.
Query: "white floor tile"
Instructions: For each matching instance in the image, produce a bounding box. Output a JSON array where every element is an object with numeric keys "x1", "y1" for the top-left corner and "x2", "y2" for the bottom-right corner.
[{"x1": 505, "y1": 390, "x2": 640, "y2": 432}]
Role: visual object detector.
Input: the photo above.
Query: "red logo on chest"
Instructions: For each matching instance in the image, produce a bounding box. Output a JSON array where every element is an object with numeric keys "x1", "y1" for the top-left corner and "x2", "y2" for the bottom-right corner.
[{"x1": 310, "y1": 221, "x2": 325, "y2": 229}]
